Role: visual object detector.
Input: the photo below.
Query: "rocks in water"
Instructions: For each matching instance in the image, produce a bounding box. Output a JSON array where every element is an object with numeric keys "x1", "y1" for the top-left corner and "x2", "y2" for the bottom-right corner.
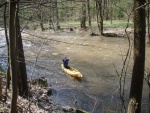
[
  {"x1": 70, "y1": 28, "x2": 74, "y2": 31},
  {"x1": 30, "y1": 77, "x2": 48, "y2": 87},
  {"x1": 62, "y1": 106, "x2": 75, "y2": 112},
  {"x1": 31, "y1": 87, "x2": 56, "y2": 111},
  {"x1": 62, "y1": 106, "x2": 88, "y2": 113},
  {"x1": 38, "y1": 89, "x2": 44, "y2": 95},
  {"x1": 38, "y1": 77, "x2": 48, "y2": 87},
  {"x1": 28, "y1": 77, "x2": 79, "y2": 113},
  {"x1": 46, "y1": 87, "x2": 52, "y2": 96},
  {"x1": 102, "y1": 33, "x2": 118, "y2": 37},
  {"x1": 90, "y1": 32, "x2": 99, "y2": 36},
  {"x1": 90, "y1": 32, "x2": 124, "y2": 37}
]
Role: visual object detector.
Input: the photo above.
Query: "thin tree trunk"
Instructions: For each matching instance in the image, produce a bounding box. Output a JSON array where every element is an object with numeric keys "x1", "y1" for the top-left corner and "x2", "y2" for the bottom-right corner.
[
  {"x1": 9, "y1": 0, "x2": 18, "y2": 112},
  {"x1": 0, "y1": 74, "x2": 2, "y2": 100},
  {"x1": 147, "y1": 0, "x2": 150, "y2": 43},
  {"x1": 4, "y1": 2, "x2": 10, "y2": 92},
  {"x1": 55, "y1": 0, "x2": 60, "y2": 29},
  {"x1": 80, "y1": 0, "x2": 86, "y2": 29},
  {"x1": 110, "y1": 1, "x2": 113, "y2": 24},
  {"x1": 96, "y1": 0, "x2": 103, "y2": 35},
  {"x1": 38, "y1": 13, "x2": 44, "y2": 31},
  {"x1": 105, "y1": 0, "x2": 109, "y2": 20},
  {"x1": 87, "y1": 0, "x2": 91, "y2": 27},
  {"x1": 127, "y1": 0, "x2": 146, "y2": 113}
]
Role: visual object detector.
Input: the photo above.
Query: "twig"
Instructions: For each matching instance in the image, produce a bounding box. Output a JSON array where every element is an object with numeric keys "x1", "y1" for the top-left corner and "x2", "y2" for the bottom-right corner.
[{"x1": 112, "y1": 2, "x2": 134, "y2": 112}]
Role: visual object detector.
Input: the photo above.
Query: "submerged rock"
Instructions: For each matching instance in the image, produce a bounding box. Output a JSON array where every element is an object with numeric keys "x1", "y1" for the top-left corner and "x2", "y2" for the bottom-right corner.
[
  {"x1": 62, "y1": 106, "x2": 76, "y2": 112},
  {"x1": 90, "y1": 32, "x2": 99, "y2": 36},
  {"x1": 30, "y1": 77, "x2": 48, "y2": 87},
  {"x1": 46, "y1": 87, "x2": 52, "y2": 96}
]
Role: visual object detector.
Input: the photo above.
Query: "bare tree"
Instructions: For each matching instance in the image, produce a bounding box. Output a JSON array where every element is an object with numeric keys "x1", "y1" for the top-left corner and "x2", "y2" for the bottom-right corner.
[
  {"x1": 9, "y1": 0, "x2": 18, "y2": 112},
  {"x1": 80, "y1": 0, "x2": 86, "y2": 29},
  {"x1": 3, "y1": 2, "x2": 11, "y2": 93},
  {"x1": 38, "y1": 12, "x2": 44, "y2": 31},
  {"x1": 16, "y1": 4, "x2": 28, "y2": 96},
  {"x1": 87, "y1": 0, "x2": 91, "y2": 27},
  {"x1": 127, "y1": 0, "x2": 146, "y2": 113},
  {"x1": 95, "y1": 0, "x2": 104, "y2": 35}
]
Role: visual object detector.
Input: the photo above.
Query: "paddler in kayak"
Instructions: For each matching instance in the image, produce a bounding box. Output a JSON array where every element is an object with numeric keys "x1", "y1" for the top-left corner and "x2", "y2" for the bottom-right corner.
[{"x1": 61, "y1": 54, "x2": 71, "y2": 69}]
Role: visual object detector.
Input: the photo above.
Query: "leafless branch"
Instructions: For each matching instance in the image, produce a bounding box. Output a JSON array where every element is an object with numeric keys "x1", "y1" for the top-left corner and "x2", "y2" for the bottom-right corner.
[{"x1": 111, "y1": 3, "x2": 135, "y2": 112}]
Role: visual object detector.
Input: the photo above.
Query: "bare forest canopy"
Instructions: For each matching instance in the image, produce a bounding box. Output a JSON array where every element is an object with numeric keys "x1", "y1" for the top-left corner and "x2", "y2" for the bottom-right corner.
[{"x1": 0, "y1": 0, "x2": 134, "y2": 31}]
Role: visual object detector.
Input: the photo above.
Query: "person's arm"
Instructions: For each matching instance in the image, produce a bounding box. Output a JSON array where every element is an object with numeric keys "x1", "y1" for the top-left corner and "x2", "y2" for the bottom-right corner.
[{"x1": 68, "y1": 55, "x2": 71, "y2": 60}]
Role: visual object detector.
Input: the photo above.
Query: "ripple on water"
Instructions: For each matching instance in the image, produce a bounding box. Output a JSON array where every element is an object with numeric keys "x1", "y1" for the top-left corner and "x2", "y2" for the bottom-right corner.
[
  {"x1": 23, "y1": 40, "x2": 32, "y2": 47},
  {"x1": 52, "y1": 53, "x2": 58, "y2": 56},
  {"x1": 0, "y1": 35, "x2": 6, "y2": 47}
]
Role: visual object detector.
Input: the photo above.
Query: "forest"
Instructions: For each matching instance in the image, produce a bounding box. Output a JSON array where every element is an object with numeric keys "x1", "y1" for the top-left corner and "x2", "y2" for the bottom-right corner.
[{"x1": 0, "y1": 0, "x2": 149, "y2": 113}]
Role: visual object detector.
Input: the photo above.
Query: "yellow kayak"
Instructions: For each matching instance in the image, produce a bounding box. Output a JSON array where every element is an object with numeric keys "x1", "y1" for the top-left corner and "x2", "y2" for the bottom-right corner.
[{"x1": 61, "y1": 64, "x2": 82, "y2": 78}]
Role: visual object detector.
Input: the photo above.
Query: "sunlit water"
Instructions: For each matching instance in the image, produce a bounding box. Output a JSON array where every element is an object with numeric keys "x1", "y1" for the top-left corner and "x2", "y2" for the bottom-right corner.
[{"x1": 0, "y1": 30, "x2": 149, "y2": 112}]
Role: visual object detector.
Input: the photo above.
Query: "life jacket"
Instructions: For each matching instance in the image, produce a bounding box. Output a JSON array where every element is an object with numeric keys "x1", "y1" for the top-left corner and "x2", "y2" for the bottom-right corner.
[{"x1": 63, "y1": 59, "x2": 69, "y2": 66}]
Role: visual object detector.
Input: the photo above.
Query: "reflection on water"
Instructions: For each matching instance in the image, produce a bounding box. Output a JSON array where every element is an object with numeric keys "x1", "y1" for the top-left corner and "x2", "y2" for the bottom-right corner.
[{"x1": 0, "y1": 31, "x2": 149, "y2": 112}]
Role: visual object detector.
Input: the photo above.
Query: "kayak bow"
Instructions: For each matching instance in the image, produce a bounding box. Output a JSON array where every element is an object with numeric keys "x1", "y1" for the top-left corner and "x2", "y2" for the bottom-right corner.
[{"x1": 61, "y1": 64, "x2": 82, "y2": 78}]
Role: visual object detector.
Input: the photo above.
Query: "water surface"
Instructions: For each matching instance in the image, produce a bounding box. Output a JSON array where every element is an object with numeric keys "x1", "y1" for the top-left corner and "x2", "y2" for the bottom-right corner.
[{"x1": 0, "y1": 30, "x2": 149, "y2": 112}]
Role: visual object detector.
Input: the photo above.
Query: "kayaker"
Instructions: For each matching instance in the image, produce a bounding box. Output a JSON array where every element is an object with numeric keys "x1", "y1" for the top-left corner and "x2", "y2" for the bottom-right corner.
[{"x1": 61, "y1": 54, "x2": 71, "y2": 69}]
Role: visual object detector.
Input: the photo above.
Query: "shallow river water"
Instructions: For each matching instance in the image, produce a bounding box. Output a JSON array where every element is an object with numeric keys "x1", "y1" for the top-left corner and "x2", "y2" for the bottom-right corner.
[{"x1": 0, "y1": 29, "x2": 150, "y2": 112}]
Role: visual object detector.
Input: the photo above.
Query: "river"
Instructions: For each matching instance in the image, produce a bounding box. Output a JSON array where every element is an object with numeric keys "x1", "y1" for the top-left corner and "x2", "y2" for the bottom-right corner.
[{"x1": 0, "y1": 29, "x2": 149, "y2": 113}]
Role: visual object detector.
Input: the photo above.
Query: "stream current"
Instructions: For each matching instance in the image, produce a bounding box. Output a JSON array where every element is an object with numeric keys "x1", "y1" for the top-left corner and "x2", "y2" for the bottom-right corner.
[{"x1": 0, "y1": 29, "x2": 149, "y2": 112}]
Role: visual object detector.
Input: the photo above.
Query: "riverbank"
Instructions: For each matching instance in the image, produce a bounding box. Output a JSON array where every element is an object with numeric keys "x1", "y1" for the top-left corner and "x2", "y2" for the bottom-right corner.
[{"x1": 0, "y1": 73, "x2": 88, "y2": 113}]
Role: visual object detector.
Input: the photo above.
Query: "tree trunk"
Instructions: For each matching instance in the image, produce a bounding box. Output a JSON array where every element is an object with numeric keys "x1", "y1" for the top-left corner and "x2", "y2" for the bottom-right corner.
[
  {"x1": 4, "y1": 2, "x2": 10, "y2": 92},
  {"x1": 96, "y1": 0, "x2": 103, "y2": 35},
  {"x1": 80, "y1": 0, "x2": 86, "y2": 29},
  {"x1": 0, "y1": 74, "x2": 2, "y2": 100},
  {"x1": 16, "y1": 5, "x2": 28, "y2": 97},
  {"x1": 87, "y1": 0, "x2": 91, "y2": 27},
  {"x1": 147, "y1": 0, "x2": 150, "y2": 43},
  {"x1": 127, "y1": 0, "x2": 146, "y2": 113},
  {"x1": 9, "y1": 0, "x2": 18, "y2": 113},
  {"x1": 110, "y1": 1, "x2": 113, "y2": 24},
  {"x1": 55, "y1": 0, "x2": 60, "y2": 29},
  {"x1": 38, "y1": 13, "x2": 44, "y2": 31},
  {"x1": 105, "y1": 0, "x2": 109, "y2": 20}
]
